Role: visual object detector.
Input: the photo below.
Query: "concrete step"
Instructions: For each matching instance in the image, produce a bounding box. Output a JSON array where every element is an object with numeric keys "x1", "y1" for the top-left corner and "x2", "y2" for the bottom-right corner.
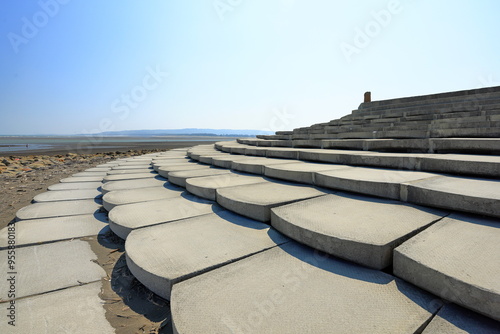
[
  {"x1": 72, "y1": 171, "x2": 108, "y2": 177},
  {"x1": 185, "y1": 173, "x2": 267, "y2": 200},
  {"x1": 171, "y1": 242, "x2": 442, "y2": 334},
  {"x1": 231, "y1": 157, "x2": 297, "y2": 174},
  {"x1": 167, "y1": 168, "x2": 232, "y2": 187},
  {"x1": 102, "y1": 183, "x2": 184, "y2": 211},
  {"x1": 271, "y1": 193, "x2": 447, "y2": 269},
  {"x1": 0, "y1": 213, "x2": 108, "y2": 249},
  {"x1": 216, "y1": 181, "x2": 328, "y2": 222},
  {"x1": 102, "y1": 172, "x2": 159, "y2": 183},
  {"x1": 33, "y1": 189, "x2": 102, "y2": 203},
  {"x1": 106, "y1": 168, "x2": 155, "y2": 175},
  {"x1": 394, "y1": 213, "x2": 500, "y2": 321},
  {"x1": 85, "y1": 167, "x2": 112, "y2": 172},
  {"x1": 111, "y1": 165, "x2": 155, "y2": 170},
  {"x1": 59, "y1": 176, "x2": 104, "y2": 183},
  {"x1": 153, "y1": 160, "x2": 196, "y2": 172},
  {"x1": 16, "y1": 199, "x2": 102, "y2": 221},
  {"x1": 157, "y1": 163, "x2": 211, "y2": 178},
  {"x1": 125, "y1": 210, "x2": 289, "y2": 300},
  {"x1": 48, "y1": 181, "x2": 102, "y2": 191},
  {"x1": 108, "y1": 195, "x2": 221, "y2": 239},
  {"x1": 101, "y1": 176, "x2": 167, "y2": 194},
  {"x1": 264, "y1": 161, "x2": 350, "y2": 184}
]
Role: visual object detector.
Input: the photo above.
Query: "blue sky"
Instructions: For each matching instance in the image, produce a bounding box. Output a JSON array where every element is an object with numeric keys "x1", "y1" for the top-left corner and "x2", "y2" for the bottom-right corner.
[{"x1": 0, "y1": 0, "x2": 499, "y2": 135}]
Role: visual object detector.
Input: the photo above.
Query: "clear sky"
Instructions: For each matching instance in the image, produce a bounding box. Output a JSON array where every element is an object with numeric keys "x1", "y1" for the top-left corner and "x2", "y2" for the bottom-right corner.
[{"x1": 1, "y1": 0, "x2": 499, "y2": 135}]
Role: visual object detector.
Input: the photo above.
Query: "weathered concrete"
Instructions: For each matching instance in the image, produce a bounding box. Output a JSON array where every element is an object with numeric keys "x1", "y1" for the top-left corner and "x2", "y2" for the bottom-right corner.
[
  {"x1": 394, "y1": 214, "x2": 500, "y2": 321},
  {"x1": 157, "y1": 164, "x2": 211, "y2": 178},
  {"x1": 72, "y1": 171, "x2": 108, "y2": 177},
  {"x1": 422, "y1": 304, "x2": 500, "y2": 334},
  {"x1": 48, "y1": 181, "x2": 102, "y2": 191},
  {"x1": 59, "y1": 176, "x2": 104, "y2": 183},
  {"x1": 265, "y1": 161, "x2": 350, "y2": 184},
  {"x1": 16, "y1": 200, "x2": 101, "y2": 221},
  {"x1": 211, "y1": 155, "x2": 256, "y2": 169},
  {"x1": 0, "y1": 213, "x2": 108, "y2": 249},
  {"x1": 231, "y1": 157, "x2": 297, "y2": 174},
  {"x1": 185, "y1": 173, "x2": 267, "y2": 200},
  {"x1": 101, "y1": 176, "x2": 167, "y2": 194},
  {"x1": 111, "y1": 165, "x2": 154, "y2": 170},
  {"x1": 216, "y1": 181, "x2": 328, "y2": 222},
  {"x1": 419, "y1": 154, "x2": 500, "y2": 178},
  {"x1": 126, "y1": 211, "x2": 289, "y2": 300},
  {"x1": 102, "y1": 172, "x2": 159, "y2": 183},
  {"x1": 108, "y1": 195, "x2": 221, "y2": 239},
  {"x1": 167, "y1": 168, "x2": 232, "y2": 187},
  {"x1": 271, "y1": 194, "x2": 446, "y2": 269},
  {"x1": 0, "y1": 240, "x2": 106, "y2": 300},
  {"x1": 106, "y1": 168, "x2": 156, "y2": 175},
  {"x1": 405, "y1": 175, "x2": 500, "y2": 218},
  {"x1": 171, "y1": 242, "x2": 441, "y2": 334},
  {"x1": 102, "y1": 183, "x2": 184, "y2": 211},
  {"x1": 315, "y1": 167, "x2": 436, "y2": 200},
  {"x1": 0, "y1": 282, "x2": 114, "y2": 333},
  {"x1": 85, "y1": 167, "x2": 112, "y2": 172},
  {"x1": 33, "y1": 189, "x2": 102, "y2": 203}
]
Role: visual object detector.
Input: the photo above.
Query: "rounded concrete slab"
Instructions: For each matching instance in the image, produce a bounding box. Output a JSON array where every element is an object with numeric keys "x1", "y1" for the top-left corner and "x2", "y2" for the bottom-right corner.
[
  {"x1": 101, "y1": 176, "x2": 167, "y2": 194},
  {"x1": 271, "y1": 193, "x2": 447, "y2": 269},
  {"x1": 72, "y1": 171, "x2": 109, "y2": 177},
  {"x1": 0, "y1": 239, "x2": 106, "y2": 300},
  {"x1": 422, "y1": 303, "x2": 500, "y2": 334},
  {"x1": 197, "y1": 153, "x2": 230, "y2": 164},
  {"x1": 33, "y1": 189, "x2": 102, "y2": 203},
  {"x1": 211, "y1": 155, "x2": 254, "y2": 169},
  {"x1": 231, "y1": 157, "x2": 296, "y2": 175},
  {"x1": 185, "y1": 173, "x2": 267, "y2": 200},
  {"x1": 85, "y1": 167, "x2": 111, "y2": 172},
  {"x1": 111, "y1": 165, "x2": 154, "y2": 170},
  {"x1": 315, "y1": 167, "x2": 437, "y2": 200},
  {"x1": 108, "y1": 196, "x2": 221, "y2": 239},
  {"x1": 106, "y1": 168, "x2": 156, "y2": 175},
  {"x1": 60, "y1": 176, "x2": 104, "y2": 183},
  {"x1": 16, "y1": 200, "x2": 102, "y2": 221},
  {"x1": 405, "y1": 175, "x2": 500, "y2": 218},
  {"x1": 171, "y1": 242, "x2": 442, "y2": 334},
  {"x1": 168, "y1": 168, "x2": 232, "y2": 187},
  {"x1": 102, "y1": 183, "x2": 185, "y2": 211},
  {"x1": 264, "y1": 161, "x2": 351, "y2": 184},
  {"x1": 0, "y1": 282, "x2": 114, "y2": 333},
  {"x1": 394, "y1": 214, "x2": 500, "y2": 321},
  {"x1": 0, "y1": 213, "x2": 108, "y2": 249},
  {"x1": 216, "y1": 181, "x2": 328, "y2": 222},
  {"x1": 153, "y1": 161, "x2": 197, "y2": 171},
  {"x1": 102, "y1": 172, "x2": 159, "y2": 183},
  {"x1": 157, "y1": 164, "x2": 211, "y2": 178},
  {"x1": 117, "y1": 162, "x2": 152, "y2": 167},
  {"x1": 48, "y1": 181, "x2": 102, "y2": 191},
  {"x1": 125, "y1": 211, "x2": 290, "y2": 300}
]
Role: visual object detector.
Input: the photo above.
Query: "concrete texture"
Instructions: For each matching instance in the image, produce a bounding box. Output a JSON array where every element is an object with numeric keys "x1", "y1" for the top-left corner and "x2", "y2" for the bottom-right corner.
[
  {"x1": 422, "y1": 304, "x2": 500, "y2": 334},
  {"x1": 167, "y1": 168, "x2": 232, "y2": 187},
  {"x1": 108, "y1": 195, "x2": 221, "y2": 239},
  {"x1": 185, "y1": 173, "x2": 267, "y2": 200},
  {"x1": 315, "y1": 167, "x2": 437, "y2": 200},
  {"x1": 125, "y1": 211, "x2": 289, "y2": 300},
  {"x1": 271, "y1": 193, "x2": 446, "y2": 269},
  {"x1": 171, "y1": 242, "x2": 441, "y2": 334},
  {"x1": 106, "y1": 168, "x2": 156, "y2": 175},
  {"x1": 111, "y1": 165, "x2": 154, "y2": 170},
  {"x1": 85, "y1": 167, "x2": 111, "y2": 172},
  {"x1": 230, "y1": 157, "x2": 296, "y2": 175},
  {"x1": 211, "y1": 155, "x2": 256, "y2": 169},
  {"x1": 420, "y1": 154, "x2": 500, "y2": 178},
  {"x1": 0, "y1": 282, "x2": 114, "y2": 334},
  {"x1": 16, "y1": 200, "x2": 102, "y2": 221},
  {"x1": 102, "y1": 183, "x2": 184, "y2": 211},
  {"x1": 59, "y1": 176, "x2": 104, "y2": 183},
  {"x1": 72, "y1": 171, "x2": 108, "y2": 177},
  {"x1": 394, "y1": 214, "x2": 500, "y2": 321},
  {"x1": 101, "y1": 176, "x2": 167, "y2": 194},
  {"x1": 33, "y1": 189, "x2": 102, "y2": 202},
  {"x1": 0, "y1": 213, "x2": 108, "y2": 249},
  {"x1": 405, "y1": 175, "x2": 500, "y2": 218},
  {"x1": 48, "y1": 181, "x2": 102, "y2": 191},
  {"x1": 157, "y1": 164, "x2": 210, "y2": 177},
  {"x1": 216, "y1": 181, "x2": 328, "y2": 222},
  {"x1": 102, "y1": 172, "x2": 159, "y2": 183},
  {"x1": 264, "y1": 161, "x2": 351, "y2": 184},
  {"x1": 0, "y1": 240, "x2": 106, "y2": 300}
]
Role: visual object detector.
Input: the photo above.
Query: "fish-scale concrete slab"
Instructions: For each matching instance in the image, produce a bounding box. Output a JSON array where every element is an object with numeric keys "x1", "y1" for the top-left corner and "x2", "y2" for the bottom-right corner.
[
  {"x1": 422, "y1": 303, "x2": 500, "y2": 334},
  {"x1": 0, "y1": 240, "x2": 106, "y2": 300},
  {"x1": 117, "y1": 162, "x2": 152, "y2": 167},
  {"x1": 106, "y1": 168, "x2": 156, "y2": 175},
  {"x1": 33, "y1": 189, "x2": 102, "y2": 202},
  {"x1": 315, "y1": 167, "x2": 437, "y2": 200},
  {"x1": 153, "y1": 161, "x2": 197, "y2": 171},
  {"x1": 126, "y1": 211, "x2": 290, "y2": 300},
  {"x1": 167, "y1": 168, "x2": 232, "y2": 187},
  {"x1": 101, "y1": 176, "x2": 167, "y2": 194},
  {"x1": 102, "y1": 183, "x2": 184, "y2": 211},
  {"x1": 197, "y1": 153, "x2": 230, "y2": 164},
  {"x1": 420, "y1": 154, "x2": 500, "y2": 178},
  {"x1": 185, "y1": 173, "x2": 267, "y2": 200},
  {"x1": 85, "y1": 167, "x2": 111, "y2": 172},
  {"x1": 111, "y1": 165, "x2": 154, "y2": 170},
  {"x1": 0, "y1": 282, "x2": 114, "y2": 333},
  {"x1": 72, "y1": 171, "x2": 108, "y2": 177},
  {"x1": 171, "y1": 242, "x2": 442, "y2": 334},
  {"x1": 108, "y1": 195, "x2": 221, "y2": 239},
  {"x1": 216, "y1": 181, "x2": 328, "y2": 222},
  {"x1": 264, "y1": 161, "x2": 351, "y2": 184},
  {"x1": 16, "y1": 200, "x2": 102, "y2": 221},
  {"x1": 157, "y1": 163, "x2": 211, "y2": 178},
  {"x1": 211, "y1": 155, "x2": 255, "y2": 168},
  {"x1": 48, "y1": 181, "x2": 102, "y2": 191},
  {"x1": 231, "y1": 157, "x2": 298, "y2": 174},
  {"x1": 0, "y1": 213, "x2": 108, "y2": 249},
  {"x1": 59, "y1": 175, "x2": 104, "y2": 183},
  {"x1": 102, "y1": 172, "x2": 159, "y2": 183},
  {"x1": 394, "y1": 214, "x2": 500, "y2": 321},
  {"x1": 405, "y1": 175, "x2": 500, "y2": 218},
  {"x1": 271, "y1": 193, "x2": 447, "y2": 269}
]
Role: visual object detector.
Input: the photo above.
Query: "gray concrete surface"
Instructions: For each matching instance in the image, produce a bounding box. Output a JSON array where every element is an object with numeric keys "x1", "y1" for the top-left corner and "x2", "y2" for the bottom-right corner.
[
  {"x1": 102, "y1": 172, "x2": 159, "y2": 183},
  {"x1": 16, "y1": 200, "x2": 102, "y2": 221},
  {"x1": 33, "y1": 189, "x2": 102, "y2": 202},
  {"x1": 101, "y1": 176, "x2": 167, "y2": 194},
  {"x1": 48, "y1": 181, "x2": 102, "y2": 191},
  {"x1": 185, "y1": 173, "x2": 267, "y2": 200},
  {"x1": 167, "y1": 168, "x2": 232, "y2": 187},
  {"x1": 102, "y1": 183, "x2": 184, "y2": 211},
  {"x1": 264, "y1": 161, "x2": 350, "y2": 184}
]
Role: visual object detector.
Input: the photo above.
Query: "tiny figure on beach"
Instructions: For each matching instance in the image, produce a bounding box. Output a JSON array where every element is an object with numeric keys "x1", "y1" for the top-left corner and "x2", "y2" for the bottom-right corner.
[{"x1": 26, "y1": 144, "x2": 29, "y2": 148}]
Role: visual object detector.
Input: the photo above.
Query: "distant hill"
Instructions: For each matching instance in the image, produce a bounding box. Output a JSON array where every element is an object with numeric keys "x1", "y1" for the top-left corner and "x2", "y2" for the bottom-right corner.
[{"x1": 97, "y1": 129, "x2": 273, "y2": 137}]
